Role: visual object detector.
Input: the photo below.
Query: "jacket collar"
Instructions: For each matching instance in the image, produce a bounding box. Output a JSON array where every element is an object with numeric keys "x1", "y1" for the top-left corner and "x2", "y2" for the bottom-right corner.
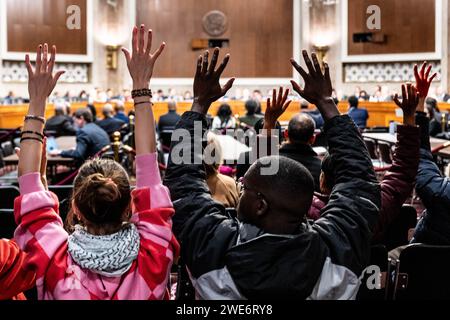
[{"x1": 280, "y1": 143, "x2": 318, "y2": 156}]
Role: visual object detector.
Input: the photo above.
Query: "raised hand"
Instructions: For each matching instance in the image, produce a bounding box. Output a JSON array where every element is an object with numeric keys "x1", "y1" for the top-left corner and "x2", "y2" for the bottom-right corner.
[
  {"x1": 414, "y1": 62, "x2": 437, "y2": 99},
  {"x1": 394, "y1": 83, "x2": 419, "y2": 126},
  {"x1": 122, "y1": 24, "x2": 165, "y2": 89},
  {"x1": 192, "y1": 48, "x2": 235, "y2": 114},
  {"x1": 264, "y1": 87, "x2": 292, "y2": 130},
  {"x1": 290, "y1": 50, "x2": 339, "y2": 121},
  {"x1": 25, "y1": 44, "x2": 65, "y2": 111}
]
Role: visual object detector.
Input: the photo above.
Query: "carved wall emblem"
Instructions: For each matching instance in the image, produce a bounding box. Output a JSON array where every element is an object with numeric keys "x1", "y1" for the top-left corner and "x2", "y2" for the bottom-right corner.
[{"x1": 202, "y1": 10, "x2": 228, "y2": 37}]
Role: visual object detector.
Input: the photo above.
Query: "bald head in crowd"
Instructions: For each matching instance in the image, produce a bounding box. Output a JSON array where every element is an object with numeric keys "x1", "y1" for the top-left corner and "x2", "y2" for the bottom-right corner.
[
  {"x1": 102, "y1": 104, "x2": 114, "y2": 118},
  {"x1": 168, "y1": 100, "x2": 177, "y2": 112},
  {"x1": 287, "y1": 113, "x2": 316, "y2": 145}
]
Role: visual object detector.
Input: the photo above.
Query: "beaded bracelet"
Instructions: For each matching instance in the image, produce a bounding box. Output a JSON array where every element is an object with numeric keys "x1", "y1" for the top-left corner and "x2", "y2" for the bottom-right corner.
[
  {"x1": 21, "y1": 130, "x2": 45, "y2": 139},
  {"x1": 132, "y1": 88, "x2": 153, "y2": 99},
  {"x1": 24, "y1": 115, "x2": 46, "y2": 124},
  {"x1": 20, "y1": 137, "x2": 43, "y2": 144}
]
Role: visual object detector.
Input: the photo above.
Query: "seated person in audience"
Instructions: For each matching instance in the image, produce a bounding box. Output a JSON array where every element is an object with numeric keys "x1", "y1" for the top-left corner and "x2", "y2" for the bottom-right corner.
[
  {"x1": 435, "y1": 85, "x2": 450, "y2": 103},
  {"x1": 114, "y1": 100, "x2": 129, "y2": 123},
  {"x1": 348, "y1": 95, "x2": 369, "y2": 129},
  {"x1": 164, "y1": 49, "x2": 380, "y2": 299},
  {"x1": 413, "y1": 75, "x2": 450, "y2": 245},
  {"x1": 14, "y1": 29, "x2": 179, "y2": 300},
  {"x1": 212, "y1": 103, "x2": 236, "y2": 130},
  {"x1": 279, "y1": 113, "x2": 321, "y2": 191},
  {"x1": 96, "y1": 103, "x2": 127, "y2": 136},
  {"x1": 205, "y1": 132, "x2": 240, "y2": 208},
  {"x1": 52, "y1": 108, "x2": 110, "y2": 162},
  {"x1": 86, "y1": 103, "x2": 98, "y2": 122},
  {"x1": 425, "y1": 102, "x2": 441, "y2": 137},
  {"x1": 44, "y1": 101, "x2": 76, "y2": 136},
  {"x1": 239, "y1": 99, "x2": 263, "y2": 128},
  {"x1": 158, "y1": 100, "x2": 181, "y2": 132},
  {"x1": 0, "y1": 239, "x2": 35, "y2": 300}
]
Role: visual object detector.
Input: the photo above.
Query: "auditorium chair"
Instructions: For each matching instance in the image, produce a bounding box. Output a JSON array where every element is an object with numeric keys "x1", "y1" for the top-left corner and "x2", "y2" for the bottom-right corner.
[
  {"x1": 0, "y1": 185, "x2": 19, "y2": 209},
  {"x1": 0, "y1": 141, "x2": 14, "y2": 157},
  {"x1": 48, "y1": 185, "x2": 73, "y2": 223},
  {"x1": 363, "y1": 138, "x2": 378, "y2": 160},
  {"x1": 378, "y1": 141, "x2": 393, "y2": 165},
  {"x1": 392, "y1": 244, "x2": 450, "y2": 300},
  {"x1": 0, "y1": 209, "x2": 15, "y2": 239},
  {"x1": 356, "y1": 245, "x2": 392, "y2": 300}
]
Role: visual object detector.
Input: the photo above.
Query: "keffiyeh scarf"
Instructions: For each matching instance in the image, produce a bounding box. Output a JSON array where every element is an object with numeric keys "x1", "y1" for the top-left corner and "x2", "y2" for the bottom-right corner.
[{"x1": 68, "y1": 223, "x2": 140, "y2": 277}]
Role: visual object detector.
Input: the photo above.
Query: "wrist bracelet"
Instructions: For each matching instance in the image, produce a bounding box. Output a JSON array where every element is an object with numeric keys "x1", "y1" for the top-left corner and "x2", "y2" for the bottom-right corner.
[
  {"x1": 132, "y1": 88, "x2": 153, "y2": 99},
  {"x1": 134, "y1": 101, "x2": 153, "y2": 107},
  {"x1": 20, "y1": 137, "x2": 43, "y2": 144},
  {"x1": 25, "y1": 115, "x2": 46, "y2": 124},
  {"x1": 21, "y1": 130, "x2": 45, "y2": 139}
]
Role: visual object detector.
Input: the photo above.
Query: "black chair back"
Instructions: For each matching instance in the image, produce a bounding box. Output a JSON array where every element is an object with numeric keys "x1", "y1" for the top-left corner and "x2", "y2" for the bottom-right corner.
[
  {"x1": 393, "y1": 244, "x2": 450, "y2": 300},
  {"x1": 48, "y1": 185, "x2": 73, "y2": 223},
  {"x1": 363, "y1": 138, "x2": 378, "y2": 160},
  {"x1": 1, "y1": 141, "x2": 14, "y2": 157},
  {"x1": 0, "y1": 209, "x2": 15, "y2": 239},
  {"x1": 378, "y1": 141, "x2": 392, "y2": 165},
  {"x1": 0, "y1": 185, "x2": 19, "y2": 209},
  {"x1": 356, "y1": 245, "x2": 390, "y2": 300}
]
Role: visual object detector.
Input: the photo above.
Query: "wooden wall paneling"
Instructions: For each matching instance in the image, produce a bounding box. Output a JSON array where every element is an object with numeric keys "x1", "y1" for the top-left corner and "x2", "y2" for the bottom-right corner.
[
  {"x1": 348, "y1": 0, "x2": 435, "y2": 55},
  {"x1": 136, "y1": 0, "x2": 293, "y2": 78},
  {"x1": 6, "y1": 0, "x2": 87, "y2": 54}
]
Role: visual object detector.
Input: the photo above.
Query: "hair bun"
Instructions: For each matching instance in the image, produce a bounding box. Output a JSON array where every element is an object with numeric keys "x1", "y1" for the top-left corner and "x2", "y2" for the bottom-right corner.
[{"x1": 86, "y1": 173, "x2": 121, "y2": 202}]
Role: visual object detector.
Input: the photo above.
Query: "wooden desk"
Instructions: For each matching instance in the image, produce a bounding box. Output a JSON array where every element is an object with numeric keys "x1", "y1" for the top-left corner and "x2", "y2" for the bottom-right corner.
[
  {"x1": 3, "y1": 136, "x2": 76, "y2": 166},
  {"x1": 3, "y1": 101, "x2": 450, "y2": 130}
]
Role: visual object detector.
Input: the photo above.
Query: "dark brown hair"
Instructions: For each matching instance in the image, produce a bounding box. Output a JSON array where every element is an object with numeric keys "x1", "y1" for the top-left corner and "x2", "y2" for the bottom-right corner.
[{"x1": 66, "y1": 158, "x2": 131, "y2": 233}]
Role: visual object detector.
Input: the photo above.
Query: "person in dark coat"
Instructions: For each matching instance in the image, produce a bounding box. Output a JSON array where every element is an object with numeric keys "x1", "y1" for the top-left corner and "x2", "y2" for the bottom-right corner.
[
  {"x1": 52, "y1": 108, "x2": 110, "y2": 162},
  {"x1": 158, "y1": 100, "x2": 181, "y2": 132},
  {"x1": 45, "y1": 102, "x2": 76, "y2": 136},
  {"x1": 280, "y1": 113, "x2": 322, "y2": 191},
  {"x1": 96, "y1": 104, "x2": 126, "y2": 136}
]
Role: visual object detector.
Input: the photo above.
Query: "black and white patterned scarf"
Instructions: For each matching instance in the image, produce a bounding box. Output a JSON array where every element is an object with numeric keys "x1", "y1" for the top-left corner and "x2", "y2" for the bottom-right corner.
[{"x1": 68, "y1": 224, "x2": 140, "y2": 277}]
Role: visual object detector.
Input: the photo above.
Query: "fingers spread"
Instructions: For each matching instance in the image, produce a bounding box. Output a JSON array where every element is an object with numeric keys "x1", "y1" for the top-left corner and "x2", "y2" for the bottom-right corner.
[
  {"x1": 42, "y1": 43, "x2": 48, "y2": 73},
  {"x1": 132, "y1": 26, "x2": 138, "y2": 55},
  {"x1": 302, "y1": 50, "x2": 316, "y2": 76},
  {"x1": 25, "y1": 54, "x2": 33, "y2": 76},
  {"x1": 208, "y1": 47, "x2": 220, "y2": 76},
  {"x1": 152, "y1": 42, "x2": 165, "y2": 61},
  {"x1": 195, "y1": 55, "x2": 203, "y2": 78},
  {"x1": 146, "y1": 29, "x2": 153, "y2": 55},
  {"x1": 290, "y1": 58, "x2": 308, "y2": 79},
  {"x1": 221, "y1": 78, "x2": 235, "y2": 96},
  {"x1": 291, "y1": 80, "x2": 303, "y2": 95},
  {"x1": 139, "y1": 25, "x2": 145, "y2": 53},
  {"x1": 201, "y1": 50, "x2": 209, "y2": 76},
  {"x1": 122, "y1": 47, "x2": 132, "y2": 64},
  {"x1": 36, "y1": 44, "x2": 42, "y2": 74},
  {"x1": 215, "y1": 54, "x2": 230, "y2": 78},
  {"x1": 393, "y1": 93, "x2": 402, "y2": 108}
]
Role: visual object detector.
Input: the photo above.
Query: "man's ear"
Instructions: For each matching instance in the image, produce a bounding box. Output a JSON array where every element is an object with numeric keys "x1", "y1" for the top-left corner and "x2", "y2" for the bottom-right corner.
[
  {"x1": 284, "y1": 130, "x2": 289, "y2": 141},
  {"x1": 255, "y1": 197, "x2": 269, "y2": 217},
  {"x1": 308, "y1": 134, "x2": 316, "y2": 146}
]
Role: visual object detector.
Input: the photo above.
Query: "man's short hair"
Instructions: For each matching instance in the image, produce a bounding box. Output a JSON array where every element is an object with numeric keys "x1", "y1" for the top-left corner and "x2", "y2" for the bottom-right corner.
[
  {"x1": 348, "y1": 96, "x2": 359, "y2": 108},
  {"x1": 288, "y1": 113, "x2": 316, "y2": 144},
  {"x1": 248, "y1": 156, "x2": 314, "y2": 219},
  {"x1": 74, "y1": 108, "x2": 93, "y2": 123},
  {"x1": 245, "y1": 99, "x2": 258, "y2": 115}
]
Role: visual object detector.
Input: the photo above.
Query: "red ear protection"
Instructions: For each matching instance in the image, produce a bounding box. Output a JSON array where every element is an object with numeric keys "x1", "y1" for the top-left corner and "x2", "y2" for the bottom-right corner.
[{"x1": 283, "y1": 129, "x2": 289, "y2": 140}]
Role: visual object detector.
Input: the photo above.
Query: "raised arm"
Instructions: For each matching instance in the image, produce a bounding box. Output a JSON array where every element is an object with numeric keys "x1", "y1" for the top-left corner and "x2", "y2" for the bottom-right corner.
[
  {"x1": 19, "y1": 44, "x2": 64, "y2": 178},
  {"x1": 412, "y1": 62, "x2": 450, "y2": 207},
  {"x1": 14, "y1": 45, "x2": 68, "y2": 295},
  {"x1": 374, "y1": 84, "x2": 420, "y2": 240},
  {"x1": 291, "y1": 51, "x2": 380, "y2": 274},
  {"x1": 122, "y1": 25, "x2": 164, "y2": 156}
]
